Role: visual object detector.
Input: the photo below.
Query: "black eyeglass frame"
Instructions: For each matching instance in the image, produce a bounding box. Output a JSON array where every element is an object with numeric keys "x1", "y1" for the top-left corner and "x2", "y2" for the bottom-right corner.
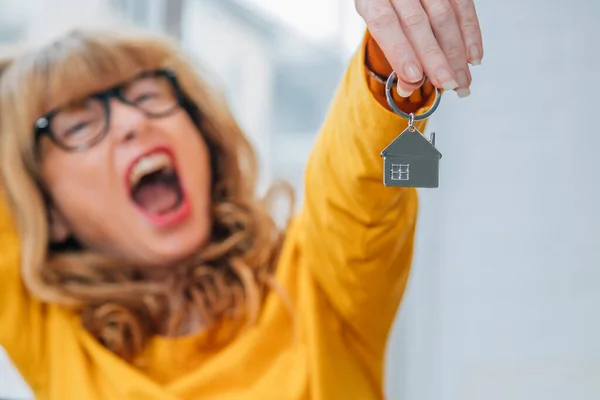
[{"x1": 33, "y1": 68, "x2": 184, "y2": 152}]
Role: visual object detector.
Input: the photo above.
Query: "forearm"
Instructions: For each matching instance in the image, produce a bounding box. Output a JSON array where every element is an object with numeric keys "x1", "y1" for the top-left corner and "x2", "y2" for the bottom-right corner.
[{"x1": 298, "y1": 31, "x2": 439, "y2": 346}]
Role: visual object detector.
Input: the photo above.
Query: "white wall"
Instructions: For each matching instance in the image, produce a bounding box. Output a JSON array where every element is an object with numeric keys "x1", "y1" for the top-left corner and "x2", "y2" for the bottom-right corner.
[
  {"x1": 385, "y1": 1, "x2": 600, "y2": 399},
  {"x1": 0, "y1": 348, "x2": 30, "y2": 398},
  {"x1": 181, "y1": 1, "x2": 274, "y2": 192}
]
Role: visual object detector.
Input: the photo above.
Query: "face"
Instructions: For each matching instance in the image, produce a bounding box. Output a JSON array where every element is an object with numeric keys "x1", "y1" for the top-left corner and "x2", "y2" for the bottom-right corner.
[{"x1": 38, "y1": 70, "x2": 213, "y2": 267}]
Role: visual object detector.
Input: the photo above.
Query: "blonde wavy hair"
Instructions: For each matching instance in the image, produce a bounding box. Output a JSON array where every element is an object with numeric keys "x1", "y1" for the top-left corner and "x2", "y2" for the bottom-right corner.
[{"x1": 0, "y1": 28, "x2": 294, "y2": 361}]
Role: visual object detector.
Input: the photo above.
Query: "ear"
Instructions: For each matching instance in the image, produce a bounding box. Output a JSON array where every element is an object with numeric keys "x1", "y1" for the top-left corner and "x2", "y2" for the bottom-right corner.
[{"x1": 48, "y1": 206, "x2": 71, "y2": 244}]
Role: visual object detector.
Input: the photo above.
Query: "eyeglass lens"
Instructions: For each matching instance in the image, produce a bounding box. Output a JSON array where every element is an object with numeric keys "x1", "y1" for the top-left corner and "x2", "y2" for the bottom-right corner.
[{"x1": 50, "y1": 73, "x2": 179, "y2": 149}]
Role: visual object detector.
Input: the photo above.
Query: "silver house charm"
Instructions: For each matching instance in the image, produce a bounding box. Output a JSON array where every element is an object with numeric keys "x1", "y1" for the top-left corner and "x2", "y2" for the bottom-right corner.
[
  {"x1": 381, "y1": 72, "x2": 443, "y2": 188},
  {"x1": 381, "y1": 125, "x2": 442, "y2": 188}
]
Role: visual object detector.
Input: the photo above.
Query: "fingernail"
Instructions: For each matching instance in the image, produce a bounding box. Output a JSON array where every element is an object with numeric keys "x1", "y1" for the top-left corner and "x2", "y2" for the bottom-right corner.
[
  {"x1": 404, "y1": 62, "x2": 422, "y2": 83},
  {"x1": 455, "y1": 69, "x2": 469, "y2": 88},
  {"x1": 469, "y1": 44, "x2": 482, "y2": 65},
  {"x1": 397, "y1": 88, "x2": 413, "y2": 98},
  {"x1": 437, "y1": 68, "x2": 458, "y2": 90},
  {"x1": 454, "y1": 70, "x2": 470, "y2": 98},
  {"x1": 457, "y1": 88, "x2": 471, "y2": 98},
  {"x1": 442, "y1": 80, "x2": 459, "y2": 90}
]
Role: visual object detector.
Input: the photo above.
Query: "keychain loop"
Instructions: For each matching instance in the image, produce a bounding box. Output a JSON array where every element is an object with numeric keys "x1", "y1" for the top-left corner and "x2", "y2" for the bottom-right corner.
[
  {"x1": 385, "y1": 71, "x2": 442, "y2": 121},
  {"x1": 407, "y1": 113, "x2": 415, "y2": 130}
]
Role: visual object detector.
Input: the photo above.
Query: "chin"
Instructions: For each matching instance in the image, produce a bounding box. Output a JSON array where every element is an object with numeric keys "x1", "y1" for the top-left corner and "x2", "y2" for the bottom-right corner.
[
  {"x1": 122, "y1": 222, "x2": 210, "y2": 268},
  {"x1": 144, "y1": 225, "x2": 210, "y2": 268}
]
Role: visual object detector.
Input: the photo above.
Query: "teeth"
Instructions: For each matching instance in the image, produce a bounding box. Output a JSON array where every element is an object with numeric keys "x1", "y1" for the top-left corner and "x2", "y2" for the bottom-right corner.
[{"x1": 129, "y1": 152, "x2": 173, "y2": 187}]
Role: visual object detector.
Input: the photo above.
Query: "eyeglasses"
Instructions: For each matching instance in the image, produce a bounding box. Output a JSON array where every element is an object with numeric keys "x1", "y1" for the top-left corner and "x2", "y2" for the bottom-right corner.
[{"x1": 34, "y1": 69, "x2": 184, "y2": 152}]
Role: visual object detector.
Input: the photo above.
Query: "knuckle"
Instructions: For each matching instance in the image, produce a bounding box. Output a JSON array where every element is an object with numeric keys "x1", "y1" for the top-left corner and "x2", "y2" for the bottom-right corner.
[
  {"x1": 390, "y1": 41, "x2": 411, "y2": 59},
  {"x1": 400, "y1": 9, "x2": 428, "y2": 28},
  {"x1": 444, "y1": 41, "x2": 465, "y2": 59},
  {"x1": 365, "y1": 5, "x2": 397, "y2": 30},
  {"x1": 367, "y1": 12, "x2": 396, "y2": 31},
  {"x1": 462, "y1": 17, "x2": 480, "y2": 33},
  {"x1": 421, "y1": 43, "x2": 443, "y2": 59},
  {"x1": 450, "y1": 0, "x2": 473, "y2": 11},
  {"x1": 428, "y1": 1, "x2": 454, "y2": 22}
]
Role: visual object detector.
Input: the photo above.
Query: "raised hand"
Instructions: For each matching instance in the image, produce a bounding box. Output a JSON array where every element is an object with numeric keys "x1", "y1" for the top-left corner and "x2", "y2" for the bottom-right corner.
[{"x1": 355, "y1": 0, "x2": 483, "y2": 98}]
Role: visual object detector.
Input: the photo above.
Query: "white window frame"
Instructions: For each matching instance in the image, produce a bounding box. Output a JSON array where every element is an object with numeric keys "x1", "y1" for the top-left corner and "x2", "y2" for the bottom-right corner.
[{"x1": 391, "y1": 163, "x2": 410, "y2": 181}]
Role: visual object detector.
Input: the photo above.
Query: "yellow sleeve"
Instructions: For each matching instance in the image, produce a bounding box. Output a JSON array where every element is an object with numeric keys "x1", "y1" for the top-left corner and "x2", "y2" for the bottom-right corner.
[
  {"x1": 0, "y1": 193, "x2": 46, "y2": 392},
  {"x1": 299, "y1": 32, "x2": 439, "y2": 348}
]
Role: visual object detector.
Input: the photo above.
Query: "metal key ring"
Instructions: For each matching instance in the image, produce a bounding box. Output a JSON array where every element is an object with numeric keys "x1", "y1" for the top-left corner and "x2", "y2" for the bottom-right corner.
[{"x1": 385, "y1": 71, "x2": 442, "y2": 121}]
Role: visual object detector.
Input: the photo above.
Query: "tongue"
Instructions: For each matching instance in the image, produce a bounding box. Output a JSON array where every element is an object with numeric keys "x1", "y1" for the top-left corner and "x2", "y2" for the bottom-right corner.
[{"x1": 134, "y1": 182, "x2": 179, "y2": 215}]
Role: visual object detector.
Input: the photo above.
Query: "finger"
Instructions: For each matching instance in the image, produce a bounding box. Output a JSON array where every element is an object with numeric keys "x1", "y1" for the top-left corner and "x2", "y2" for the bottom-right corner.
[
  {"x1": 399, "y1": 75, "x2": 427, "y2": 102},
  {"x1": 396, "y1": 71, "x2": 424, "y2": 98},
  {"x1": 450, "y1": 0, "x2": 483, "y2": 65},
  {"x1": 422, "y1": 0, "x2": 471, "y2": 97},
  {"x1": 406, "y1": 83, "x2": 423, "y2": 104},
  {"x1": 453, "y1": 67, "x2": 472, "y2": 98},
  {"x1": 364, "y1": 1, "x2": 424, "y2": 97},
  {"x1": 392, "y1": 0, "x2": 458, "y2": 90}
]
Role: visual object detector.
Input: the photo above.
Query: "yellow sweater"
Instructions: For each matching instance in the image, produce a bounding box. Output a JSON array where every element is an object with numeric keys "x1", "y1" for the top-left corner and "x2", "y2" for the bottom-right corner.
[{"x1": 0, "y1": 33, "x2": 436, "y2": 399}]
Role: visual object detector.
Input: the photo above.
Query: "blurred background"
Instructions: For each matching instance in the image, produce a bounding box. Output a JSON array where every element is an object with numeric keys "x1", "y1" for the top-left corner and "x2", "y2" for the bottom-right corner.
[{"x1": 1, "y1": 0, "x2": 599, "y2": 399}]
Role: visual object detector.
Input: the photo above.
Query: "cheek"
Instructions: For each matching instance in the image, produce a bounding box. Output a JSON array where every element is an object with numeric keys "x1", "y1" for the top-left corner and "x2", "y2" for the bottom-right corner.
[
  {"x1": 41, "y1": 148, "x2": 124, "y2": 250},
  {"x1": 162, "y1": 115, "x2": 213, "y2": 203},
  {"x1": 164, "y1": 119, "x2": 214, "y2": 241},
  {"x1": 176, "y1": 129, "x2": 212, "y2": 208}
]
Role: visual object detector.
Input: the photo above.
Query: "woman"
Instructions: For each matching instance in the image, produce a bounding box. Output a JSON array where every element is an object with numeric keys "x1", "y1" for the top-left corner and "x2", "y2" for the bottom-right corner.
[{"x1": 0, "y1": 0, "x2": 482, "y2": 399}]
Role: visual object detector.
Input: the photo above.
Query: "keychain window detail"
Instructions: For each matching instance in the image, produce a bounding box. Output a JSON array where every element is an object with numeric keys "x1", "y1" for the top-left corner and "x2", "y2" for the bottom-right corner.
[{"x1": 390, "y1": 164, "x2": 410, "y2": 181}]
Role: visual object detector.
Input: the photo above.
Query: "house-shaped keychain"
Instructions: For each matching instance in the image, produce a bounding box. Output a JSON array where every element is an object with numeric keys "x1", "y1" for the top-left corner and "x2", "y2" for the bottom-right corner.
[
  {"x1": 380, "y1": 71, "x2": 444, "y2": 188},
  {"x1": 381, "y1": 128, "x2": 442, "y2": 188}
]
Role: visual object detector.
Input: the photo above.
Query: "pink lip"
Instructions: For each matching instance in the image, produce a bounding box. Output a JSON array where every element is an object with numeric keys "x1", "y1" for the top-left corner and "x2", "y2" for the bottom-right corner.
[{"x1": 125, "y1": 145, "x2": 192, "y2": 229}]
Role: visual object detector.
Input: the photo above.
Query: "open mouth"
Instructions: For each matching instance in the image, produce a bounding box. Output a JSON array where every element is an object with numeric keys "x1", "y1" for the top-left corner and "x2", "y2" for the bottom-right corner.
[{"x1": 128, "y1": 151, "x2": 185, "y2": 216}]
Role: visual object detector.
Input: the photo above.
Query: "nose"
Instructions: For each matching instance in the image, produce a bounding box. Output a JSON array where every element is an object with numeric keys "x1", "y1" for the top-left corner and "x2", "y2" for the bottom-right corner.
[{"x1": 108, "y1": 98, "x2": 149, "y2": 144}]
